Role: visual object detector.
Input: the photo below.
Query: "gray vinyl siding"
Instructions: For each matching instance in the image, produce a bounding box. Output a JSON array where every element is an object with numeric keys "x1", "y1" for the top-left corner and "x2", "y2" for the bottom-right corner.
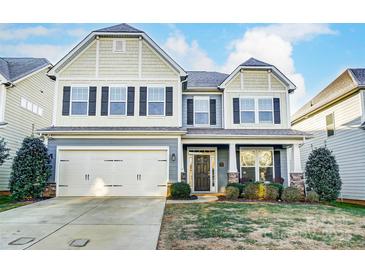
[
  {"x1": 47, "y1": 138, "x2": 179, "y2": 183},
  {"x1": 182, "y1": 94, "x2": 222, "y2": 128}
]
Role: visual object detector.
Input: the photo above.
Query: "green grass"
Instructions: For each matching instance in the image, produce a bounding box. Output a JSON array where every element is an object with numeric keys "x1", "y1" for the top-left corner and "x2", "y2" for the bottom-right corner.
[
  {"x1": 0, "y1": 195, "x2": 31, "y2": 213},
  {"x1": 158, "y1": 201, "x2": 365, "y2": 250}
]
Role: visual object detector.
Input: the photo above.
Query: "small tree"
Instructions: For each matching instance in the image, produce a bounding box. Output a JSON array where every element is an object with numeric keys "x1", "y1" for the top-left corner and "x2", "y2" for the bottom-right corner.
[
  {"x1": 305, "y1": 147, "x2": 342, "y2": 202},
  {"x1": 0, "y1": 138, "x2": 10, "y2": 166},
  {"x1": 9, "y1": 137, "x2": 51, "y2": 200}
]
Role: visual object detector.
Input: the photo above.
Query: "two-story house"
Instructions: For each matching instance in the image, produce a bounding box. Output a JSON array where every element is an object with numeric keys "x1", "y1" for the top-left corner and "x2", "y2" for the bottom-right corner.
[
  {"x1": 292, "y1": 69, "x2": 365, "y2": 202},
  {"x1": 0, "y1": 57, "x2": 54, "y2": 192},
  {"x1": 39, "y1": 23, "x2": 307, "y2": 197}
]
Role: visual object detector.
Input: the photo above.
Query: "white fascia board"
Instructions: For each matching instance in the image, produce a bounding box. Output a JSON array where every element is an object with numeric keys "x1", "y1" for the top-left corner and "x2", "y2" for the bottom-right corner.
[
  {"x1": 12, "y1": 65, "x2": 52, "y2": 84},
  {"x1": 183, "y1": 134, "x2": 307, "y2": 140},
  {"x1": 38, "y1": 130, "x2": 187, "y2": 136}
]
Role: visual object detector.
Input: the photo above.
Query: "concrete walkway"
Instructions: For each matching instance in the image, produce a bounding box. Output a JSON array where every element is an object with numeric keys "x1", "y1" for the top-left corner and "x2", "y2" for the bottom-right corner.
[{"x1": 0, "y1": 197, "x2": 165, "y2": 250}]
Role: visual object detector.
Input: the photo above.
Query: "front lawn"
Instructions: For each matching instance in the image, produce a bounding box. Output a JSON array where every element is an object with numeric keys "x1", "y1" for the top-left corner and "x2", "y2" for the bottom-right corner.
[
  {"x1": 0, "y1": 195, "x2": 33, "y2": 213},
  {"x1": 158, "y1": 202, "x2": 365, "y2": 250}
]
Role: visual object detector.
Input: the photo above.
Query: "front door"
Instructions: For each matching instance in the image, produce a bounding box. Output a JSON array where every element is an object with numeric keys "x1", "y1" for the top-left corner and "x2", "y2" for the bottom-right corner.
[{"x1": 194, "y1": 155, "x2": 211, "y2": 192}]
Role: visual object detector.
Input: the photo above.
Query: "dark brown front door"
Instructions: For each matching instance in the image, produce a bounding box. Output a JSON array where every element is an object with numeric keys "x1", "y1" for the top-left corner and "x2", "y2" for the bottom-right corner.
[{"x1": 194, "y1": 155, "x2": 210, "y2": 191}]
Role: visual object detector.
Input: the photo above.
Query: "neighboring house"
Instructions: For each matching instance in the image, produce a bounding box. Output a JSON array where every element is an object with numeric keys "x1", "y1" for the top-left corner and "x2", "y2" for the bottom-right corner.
[
  {"x1": 39, "y1": 23, "x2": 307, "y2": 197},
  {"x1": 292, "y1": 69, "x2": 365, "y2": 201},
  {"x1": 0, "y1": 58, "x2": 54, "y2": 191}
]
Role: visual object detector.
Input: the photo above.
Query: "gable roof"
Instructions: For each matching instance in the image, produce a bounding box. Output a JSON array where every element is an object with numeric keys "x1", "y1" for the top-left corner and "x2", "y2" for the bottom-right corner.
[
  {"x1": 240, "y1": 57, "x2": 272, "y2": 67},
  {"x1": 349, "y1": 68, "x2": 365, "y2": 85},
  {"x1": 0, "y1": 57, "x2": 51, "y2": 83},
  {"x1": 186, "y1": 71, "x2": 229, "y2": 89},
  {"x1": 48, "y1": 23, "x2": 187, "y2": 77}
]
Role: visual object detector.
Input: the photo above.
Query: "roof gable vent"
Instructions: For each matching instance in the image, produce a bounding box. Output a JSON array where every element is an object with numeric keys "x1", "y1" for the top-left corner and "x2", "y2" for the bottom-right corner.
[{"x1": 113, "y1": 40, "x2": 126, "y2": 53}]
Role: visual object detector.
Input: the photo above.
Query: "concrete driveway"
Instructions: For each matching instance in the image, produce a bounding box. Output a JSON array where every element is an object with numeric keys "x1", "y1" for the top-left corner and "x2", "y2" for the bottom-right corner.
[{"x1": 0, "y1": 197, "x2": 165, "y2": 250}]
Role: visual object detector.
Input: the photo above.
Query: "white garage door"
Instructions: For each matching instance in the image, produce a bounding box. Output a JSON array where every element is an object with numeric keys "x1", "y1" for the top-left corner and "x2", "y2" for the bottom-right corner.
[{"x1": 57, "y1": 149, "x2": 168, "y2": 196}]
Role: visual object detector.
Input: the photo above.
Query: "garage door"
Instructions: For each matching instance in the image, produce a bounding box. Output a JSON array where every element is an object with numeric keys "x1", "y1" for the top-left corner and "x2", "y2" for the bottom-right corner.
[{"x1": 57, "y1": 149, "x2": 168, "y2": 196}]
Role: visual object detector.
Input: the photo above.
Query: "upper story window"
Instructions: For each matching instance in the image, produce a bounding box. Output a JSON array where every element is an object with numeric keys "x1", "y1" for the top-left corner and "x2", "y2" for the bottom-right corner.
[
  {"x1": 147, "y1": 87, "x2": 165, "y2": 116},
  {"x1": 240, "y1": 98, "x2": 255, "y2": 123},
  {"x1": 109, "y1": 87, "x2": 127, "y2": 115},
  {"x1": 194, "y1": 97, "x2": 210, "y2": 126},
  {"x1": 326, "y1": 113, "x2": 335, "y2": 137},
  {"x1": 258, "y1": 98, "x2": 273, "y2": 123},
  {"x1": 113, "y1": 40, "x2": 126, "y2": 53},
  {"x1": 71, "y1": 87, "x2": 89, "y2": 116}
]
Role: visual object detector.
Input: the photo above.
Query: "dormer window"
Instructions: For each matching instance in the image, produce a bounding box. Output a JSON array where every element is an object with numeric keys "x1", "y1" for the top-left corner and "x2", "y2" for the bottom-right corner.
[{"x1": 113, "y1": 40, "x2": 126, "y2": 53}]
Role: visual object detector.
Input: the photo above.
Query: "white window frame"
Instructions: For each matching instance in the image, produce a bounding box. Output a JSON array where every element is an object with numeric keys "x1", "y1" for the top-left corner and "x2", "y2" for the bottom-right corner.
[
  {"x1": 0, "y1": 85, "x2": 6, "y2": 122},
  {"x1": 258, "y1": 97, "x2": 274, "y2": 124},
  {"x1": 108, "y1": 85, "x2": 127, "y2": 116},
  {"x1": 239, "y1": 96, "x2": 274, "y2": 125},
  {"x1": 326, "y1": 112, "x2": 335, "y2": 137},
  {"x1": 70, "y1": 86, "x2": 89, "y2": 116},
  {"x1": 239, "y1": 97, "x2": 255, "y2": 124},
  {"x1": 194, "y1": 96, "x2": 210, "y2": 126},
  {"x1": 240, "y1": 147, "x2": 275, "y2": 183},
  {"x1": 113, "y1": 39, "x2": 126, "y2": 53},
  {"x1": 147, "y1": 86, "x2": 166, "y2": 116}
]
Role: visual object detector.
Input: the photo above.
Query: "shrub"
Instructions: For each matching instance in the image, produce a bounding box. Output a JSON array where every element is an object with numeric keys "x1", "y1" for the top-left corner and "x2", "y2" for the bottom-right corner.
[
  {"x1": 226, "y1": 183, "x2": 244, "y2": 196},
  {"x1": 243, "y1": 182, "x2": 266, "y2": 200},
  {"x1": 170, "y1": 182, "x2": 191, "y2": 199},
  {"x1": 265, "y1": 185, "x2": 279, "y2": 201},
  {"x1": 9, "y1": 137, "x2": 51, "y2": 200},
  {"x1": 269, "y1": 183, "x2": 284, "y2": 199},
  {"x1": 306, "y1": 191, "x2": 320, "y2": 203},
  {"x1": 225, "y1": 186, "x2": 239, "y2": 200},
  {"x1": 282, "y1": 187, "x2": 303, "y2": 203},
  {"x1": 0, "y1": 138, "x2": 10, "y2": 166},
  {"x1": 305, "y1": 147, "x2": 342, "y2": 202}
]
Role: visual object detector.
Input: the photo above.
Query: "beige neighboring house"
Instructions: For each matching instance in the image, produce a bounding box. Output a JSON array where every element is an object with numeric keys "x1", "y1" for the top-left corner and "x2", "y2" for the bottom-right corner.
[
  {"x1": 0, "y1": 58, "x2": 54, "y2": 191},
  {"x1": 292, "y1": 69, "x2": 365, "y2": 201}
]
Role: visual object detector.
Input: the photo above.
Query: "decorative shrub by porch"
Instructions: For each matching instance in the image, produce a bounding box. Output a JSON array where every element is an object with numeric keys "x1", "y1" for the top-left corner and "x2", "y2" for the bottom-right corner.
[
  {"x1": 225, "y1": 186, "x2": 239, "y2": 200},
  {"x1": 265, "y1": 185, "x2": 279, "y2": 201},
  {"x1": 268, "y1": 183, "x2": 284, "y2": 199},
  {"x1": 226, "y1": 183, "x2": 244, "y2": 196},
  {"x1": 9, "y1": 137, "x2": 51, "y2": 200},
  {"x1": 282, "y1": 187, "x2": 302, "y2": 203},
  {"x1": 170, "y1": 182, "x2": 191, "y2": 199},
  {"x1": 306, "y1": 191, "x2": 320, "y2": 203},
  {"x1": 243, "y1": 182, "x2": 266, "y2": 200},
  {"x1": 305, "y1": 147, "x2": 342, "y2": 202},
  {"x1": 0, "y1": 138, "x2": 10, "y2": 166}
]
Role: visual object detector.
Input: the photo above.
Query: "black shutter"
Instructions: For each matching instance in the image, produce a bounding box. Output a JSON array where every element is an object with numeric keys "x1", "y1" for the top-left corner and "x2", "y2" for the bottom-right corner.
[
  {"x1": 62, "y1": 86, "x2": 71, "y2": 116},
  {"x1": 187, "y1": 98, "x2": 194, "y2": 125},
  {"x1": 139, "y1": 86, "x2": 147, "y2": 116},
  {"x1": 101, "y1": 86, "x2": 109, "y2": 116},
  {"x1": 127, "y1": 87, "x2": 135, "y2": 116},
  {"x1": 233, "y1": 98, "x2": 240, "y2": 124},
  {"x1": 273, "y1": 98, "x2": 281, "y2": 124},
  {"x1": 88, "y1": 86, "x2": 97, "y2": 116},
  {"x1": 166, "y1": 87, "x2": 173, "y2": 116},
  {"x1": 274, "y1": 151, "x2": 281, "y2": 180},
  {"x1": 210, "y1": 99, "x2": 216, "y2": 125}
]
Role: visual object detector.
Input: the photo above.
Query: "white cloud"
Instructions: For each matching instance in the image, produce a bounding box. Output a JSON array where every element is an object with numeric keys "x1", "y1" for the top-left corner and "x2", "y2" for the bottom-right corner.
[
  {"x1": 0, "y1": 25, "x2": 56, "y2": 40},
  {"x1": 163, "y1": 30, "x2": 217, "y2": 71},
  {"x1": 66, "y1": 28, "x2": 90, "y2": 39}
]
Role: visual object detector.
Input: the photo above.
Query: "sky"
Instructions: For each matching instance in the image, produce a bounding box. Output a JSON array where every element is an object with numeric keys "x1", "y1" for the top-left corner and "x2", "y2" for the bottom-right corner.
[{"x1": 1, "y1": 23, "x2": 365, "y2": 113}]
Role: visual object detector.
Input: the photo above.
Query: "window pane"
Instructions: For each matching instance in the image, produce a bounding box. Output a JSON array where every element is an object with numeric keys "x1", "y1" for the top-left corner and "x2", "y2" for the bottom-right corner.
[
  {"x1": 195, "y1": 99, "x2": 209, "y2": 112},
  {"x1": 148, "y1": 102, "x2": 164, "y2": 115},
  {"x1": 71, "y1": 87, "x2": 88, "y2": 100},
  {"x1": 241, "y1": 111, "x2": 255, "y2": 123},
  {"x1": 326, "y1": 113, "x2": 334, "y2": 125},
  {"x1": 71, "y1": 102, "x2": 87, "y2": 115},
  {"x1": 148, "y1": 87, "x2": 164, "y2": 101},
  {"x1": 259, "y1": 167, "x2": 273, "y2": 182},
  {"x1": 240, "y1": 98, "x2": 255, "y2": 110},
  {"x1": 195, "y1": 113, "x2": 209, "y2": 124},
  {"x1": 259, "y1": 111, "x2": 273, "y2": 123},
  {"x1": 240, "y1": 150, "x2": 256, "y2": 166},
  {"x1": 258, "y1": 150, "x2": 273, "y2": 166},
  {"x1": 258, "y1": 98, "x2": 272, "y2": 110},
  {"x1": 241, "y1": 167, "x2": 255, "y2": 183},
  {"x1": 110, "y1": 87, "x2": 126, "y2": 101},
  {"x1": 110, "y1": 102, "x2": 126, "y2": 115}
]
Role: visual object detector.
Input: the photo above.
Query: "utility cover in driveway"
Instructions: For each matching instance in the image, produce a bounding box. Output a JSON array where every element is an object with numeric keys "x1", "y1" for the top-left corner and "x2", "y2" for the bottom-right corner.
[
  {"x1": 69, "y1": 239, "x2": 89, "y2": 247},
  {"x1": 8, "y1": 237, "x2": 35, "y2": 245}
]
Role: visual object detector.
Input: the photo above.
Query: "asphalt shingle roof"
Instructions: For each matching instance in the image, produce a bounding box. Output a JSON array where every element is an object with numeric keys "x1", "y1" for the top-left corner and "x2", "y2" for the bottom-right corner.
[
  {"x1": 240, "y1": 57, "x2": 273, "y2": 67},
  {"x1": 38, "y1": 126, "x2": 186, "y2": 132},
  {"x1": 186, "y1": 128, "x2": 308, "y2": 137},
  {"x1": 95, "y1": 23, "x2": 144, "y2": 33},
  {"x1": 349, "y1": 68, "x2": 365, "y2": 85},
  {"x1": 186, "y1": 71, "x2": 229, "y2": 88},
  {"x1": 0, "y1": 57, "x2": 51, "y2": 82}
]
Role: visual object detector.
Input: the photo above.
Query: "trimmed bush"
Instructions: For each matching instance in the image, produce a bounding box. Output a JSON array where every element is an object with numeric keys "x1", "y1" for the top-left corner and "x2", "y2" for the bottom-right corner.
[
  {"x1": 305, "y1": 147, "x2": 342, "y2": 202},
  {"x1": 265, "y1": 185, "x2": 279, "y2": 201},
  {"x1": 170, "y1": 182, "x2": 191, "y2": 199},
  {"x1": 306, "y1": 191, "x2": 320, "y2": 203},
  {"x1": 243, "y1": 182, "x2": 266, "y2": 200},
  {"x1": 9, "y1": 137, "x2": 51, "y2": 200},
  {"x1": 0, "y1": 138, "x2": 10, "y2": 166},
  {"x1": 225, "y1": 186, "x2": 239, "y2": 200},
  {"x1": 282, "y1": 187, "x2": 303, "y2": 203},
  {"x1": 226, "y1": 183, "x2": 244, "y2": 196},
  {"x1": 269, "y1": 183, "x2": 284, "y2": 199}
]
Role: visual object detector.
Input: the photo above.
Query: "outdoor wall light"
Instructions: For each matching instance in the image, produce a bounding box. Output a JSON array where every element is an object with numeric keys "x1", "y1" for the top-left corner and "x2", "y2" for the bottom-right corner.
[{"x1": 171, "y1": 153, "x2": 176, "y2": 161}]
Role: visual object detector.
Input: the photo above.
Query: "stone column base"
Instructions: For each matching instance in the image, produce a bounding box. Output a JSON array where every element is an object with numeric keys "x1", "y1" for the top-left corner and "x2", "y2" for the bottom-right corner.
[
  {"x1": 290, "y1": 173, "x2": 305, "y2": 195},
  {"x1": 181, "y1": 172, "x2": 187, "y2": 183},
  {"x1": 227, "y1": 172, "x2": 239, "y2": 184},
  {"x1": 43, "y1": 183, "x2": 56, "y2": 198}
]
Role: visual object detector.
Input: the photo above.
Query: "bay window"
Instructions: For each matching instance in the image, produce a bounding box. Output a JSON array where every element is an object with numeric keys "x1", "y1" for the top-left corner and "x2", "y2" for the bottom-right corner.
[
  {"x1": 240, "y1": 148, "x2": 274, "y2": 182},
  {"x1": 148, "y1": 87, "x2": 165, "y2": 116},
  {"x1": 71, "y1": 86, "x2": 88, "y2": 115},
  {"x1": 109, "y1": 86, "x2": 127, "y2": 115},
  {"x1": 194, "y1": 97, "x2": 209, "y2": 125}
]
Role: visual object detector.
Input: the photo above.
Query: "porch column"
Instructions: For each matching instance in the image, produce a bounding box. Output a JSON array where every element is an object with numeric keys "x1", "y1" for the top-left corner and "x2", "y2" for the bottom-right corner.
[
  {"x1": 179, "y1": 140, "x2": 186, "y2": 183},
  {"x1": 291, "y1": 143, "x2": 302, "y2": 173},
  {"x1": 289, "y1": 143, "x2": 305, "y2": 195},
  {"x1": 227, "y1": 142, "x2": 239, "y2": 183}
]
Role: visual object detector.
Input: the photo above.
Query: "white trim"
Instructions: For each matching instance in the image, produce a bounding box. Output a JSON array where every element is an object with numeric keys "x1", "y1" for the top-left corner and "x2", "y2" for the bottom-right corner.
[
  {"x1": 147, "y1": 86, "x2": 166, "y2": 117},
  {"x1": 286, "y1": 148, "x2": 291, "y2": 186},
  {"x1": 286, "y1": 89, "x2": 291, "y2": 127},
  {"x1": 240, "y1": 70, "x2": 244, "y2": 90},
  {"x1": 52, "y1": 79, "x2": 58, "y2": 126},
  {"x1": 268, "y1": 72, "x2": 272, "y2": 92},
  {"x1": 12, "y1": 65, "x2": 52, "y2": 84},
  {"x1": 239, "y1": 147, "x2": 274, "y2": 182},
  {"x1": 70, "y1": 86, "x2": 89, "y2": 116},
  {"x1": 108, "y1": 85, "x2": 127, "y2": 116},
  {"x1": 57, "y1": 77, "x2": 180, "y2": 81},
  {"x1": 112, "y1": 39, "x2": 126, "y2": 53},
  {"x1": 360, "y1": 90, "x2": 365, "y2": 124},
  {"x1": 55, "y1": 145, "x2": 170, "y2": 197},
  {"x1": 138, "y1": 38, "x2": 142, "y2": 79},
  {"x1": 193, "y1": 96, "x2": 210, "y2": 126},
  {"x1": 178, "y1": 136, "x2": 182, "y2": 180},
  {"x1": 95, "y1": 38, "x2": 99, "y2": 77},
  {"x1": 239, "y1": 96, "x2": 275, "y2": 125},
  {"x1": 182, "y1": 138, "x2": 304, "y2": 144},
  {"x1": 0, "y1": 84, "x2": 6, "y2": 122}
]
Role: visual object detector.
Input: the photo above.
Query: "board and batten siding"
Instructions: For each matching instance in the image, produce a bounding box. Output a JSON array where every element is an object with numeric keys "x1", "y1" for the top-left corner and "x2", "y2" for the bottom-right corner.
[
  {"x1": 0, "y1": 68, "x2": 54, "y2": 190},
  {"x1": 182, "y1": 94, "x2": 223, "y2": 128},
  {"x1": 47, "y1": 138, "x2": 179, "y2": 183},
  {"x1": 292, "y1": 92, "x2": 365, "y2": 200}
]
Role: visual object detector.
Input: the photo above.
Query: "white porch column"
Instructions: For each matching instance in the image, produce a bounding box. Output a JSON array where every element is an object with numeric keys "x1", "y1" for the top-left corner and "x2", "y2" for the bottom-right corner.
[
  {"x1": 291, "y1": 143, "x2": 302, "y2": 173},
  {"x1": 177, "y1": 137, "x2": 183, "y2": 182},
  {"x1": 228, "y1": 142, "x2": 237, "y2": 173}
]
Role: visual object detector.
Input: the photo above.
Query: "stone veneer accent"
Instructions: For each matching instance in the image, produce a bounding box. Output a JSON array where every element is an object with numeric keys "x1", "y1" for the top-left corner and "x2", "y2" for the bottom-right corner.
[
  {"x1": 227, "y1": 172, "x2": 239, "y2": 184},
  {"x1": 290, "y1": 173, "x2": 305, "y2": 195},
  {"x1": 43, "y1": 183, "x2": 56, "y2": 198}
]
